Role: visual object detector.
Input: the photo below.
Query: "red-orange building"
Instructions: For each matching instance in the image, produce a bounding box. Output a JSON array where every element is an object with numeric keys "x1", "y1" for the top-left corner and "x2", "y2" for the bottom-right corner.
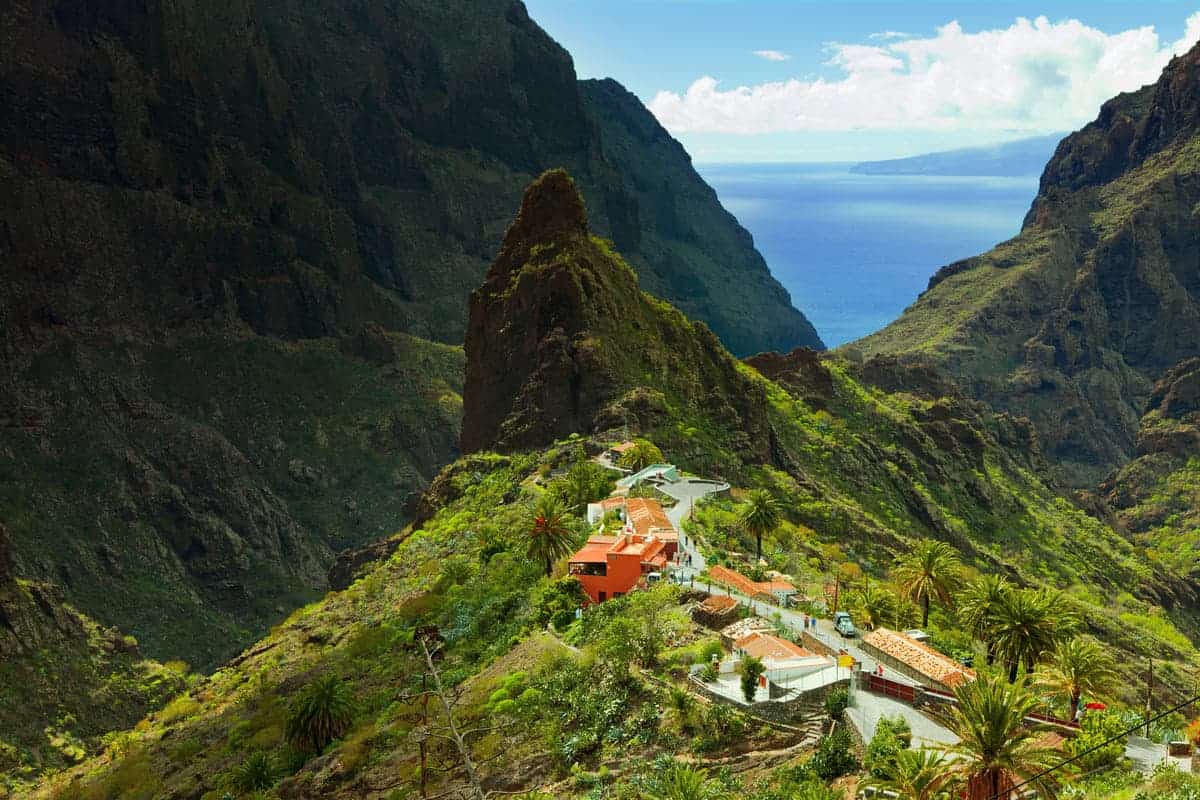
[{"x1": 568, "y1": 532, "x2": 672, "y2": 604}]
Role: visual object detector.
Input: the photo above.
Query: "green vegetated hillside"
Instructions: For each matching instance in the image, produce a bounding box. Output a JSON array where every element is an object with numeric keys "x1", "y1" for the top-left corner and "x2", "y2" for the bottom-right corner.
[
  {"x1": 1103, "y1": 359, "x2": 1200, "y2": 584},
  {"x1": 29, "y1": 170, "x2": 1200, "y2": 800},
  {"x1": 856, "y1": 42, "x2": 1200, "y2": 488},
  {"x1": 0, "y1": 0, "x2": 818, "y2": 674},
  {"x1": 0, "y1": 524, "x2": 189, "y2": 787}
]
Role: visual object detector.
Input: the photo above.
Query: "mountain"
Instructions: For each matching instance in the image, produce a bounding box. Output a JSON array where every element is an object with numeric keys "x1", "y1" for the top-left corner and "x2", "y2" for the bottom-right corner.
[
  {"x1": 850, "y1": 134, "x2": 1064, "y2": 177},
  {"x1": 460, "y1": 169, "x2": 770, "y2": 466},
  {"x1": 30, "y1": 170, "x2": 1199, "y2": 799},
  {"x1": 0, "y1": 0, "x2": 818, "y2": 669},
  {"x1": 1102, "y1": 359, "x2": 1200, "y2": 583},
  {"x1": 856, "y1": 43, "x2": 1200, "y2": 486}
]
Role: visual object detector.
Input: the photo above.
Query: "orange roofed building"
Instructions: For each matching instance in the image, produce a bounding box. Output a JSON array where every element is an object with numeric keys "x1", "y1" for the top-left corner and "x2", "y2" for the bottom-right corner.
[
  {"x1": 568, "y1": 532, "x2": 673, "y2": 604},
  {"x1": 707, "y1": 564, "x2": 798, "y2": 605}
]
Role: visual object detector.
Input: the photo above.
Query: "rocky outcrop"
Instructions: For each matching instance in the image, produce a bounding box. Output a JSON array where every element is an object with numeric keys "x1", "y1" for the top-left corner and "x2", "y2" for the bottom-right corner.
[
  {"x1": 858, "y1": 41, "x2": 1200, "y2": 486},
  {"x1": 461, "y1": 169, "x2": 771, "y2": 461}
]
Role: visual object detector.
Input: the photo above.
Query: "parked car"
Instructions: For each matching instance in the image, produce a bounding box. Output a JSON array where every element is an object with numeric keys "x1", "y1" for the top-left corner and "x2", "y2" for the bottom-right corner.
[{"x1": 833, "y1": 611, "x2": 857, "y2": 637}]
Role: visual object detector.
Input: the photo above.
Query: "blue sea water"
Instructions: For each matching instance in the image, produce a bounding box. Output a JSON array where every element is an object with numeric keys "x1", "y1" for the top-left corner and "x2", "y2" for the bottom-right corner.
[{"x1": 697, "y1": 163, "x2": 1041, "y2": 348}]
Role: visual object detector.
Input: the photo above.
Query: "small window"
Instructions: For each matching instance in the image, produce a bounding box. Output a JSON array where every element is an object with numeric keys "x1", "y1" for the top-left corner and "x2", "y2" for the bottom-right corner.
[{"x1": 599, "y1": 591, "x2": 607, "y2": 602}]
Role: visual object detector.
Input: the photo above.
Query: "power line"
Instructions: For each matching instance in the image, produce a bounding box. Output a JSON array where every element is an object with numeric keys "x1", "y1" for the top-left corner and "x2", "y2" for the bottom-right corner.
[{"x1": 991, "y1": 691, "x2": 1200, "y2": 800}]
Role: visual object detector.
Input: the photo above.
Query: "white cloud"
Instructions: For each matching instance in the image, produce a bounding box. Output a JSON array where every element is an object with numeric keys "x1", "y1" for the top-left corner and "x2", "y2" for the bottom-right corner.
[
  {"x1": 650, "y1": 13, "x2": 1200, "y2": 135},
  {"x1": 869, "y1": 31, "x2": 911, "y2": 40},
  {"x1": 753, "y1": 49, "x2": 792, "y2": 62}
]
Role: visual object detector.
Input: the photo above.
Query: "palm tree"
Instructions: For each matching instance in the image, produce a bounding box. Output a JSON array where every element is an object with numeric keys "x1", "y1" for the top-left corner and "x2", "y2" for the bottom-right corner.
[
  {"x1": 958, "y1": 575, "x2": 1013, "y2": 666},
  {"x1": 865, "y1": 748, "x2": 955, "y2": 800},
  {"x1": 527, "y1": 494, "x2": 578, "y2": 576},
  {"x1": 647, "y1": 762, "x2": 727, "y2": 800},
  {"x1": 1036, "y1": 636, "x2": 1118, "y2": 719},
  {"x1": 666, "y1": 686, "x2": 697, "y2": 733},
  {"x1": 286, "y1": 673, "x2": 357, "y2": 753},
  {"x1": 848, "y1": 577, "x2": 898, "y2": 631},
  {"x1": 988, "y1": 588, "x2": 1071, "y2": 683},
  {"x1": 939, "y1": 673, "x2": 1061, "y2": 800},
  {"x1": 738, "y1": 488, "x2": 782, "y2": 560},
  {"x1": 893, "y1": 540, "x2": 963, "y2": 627}
]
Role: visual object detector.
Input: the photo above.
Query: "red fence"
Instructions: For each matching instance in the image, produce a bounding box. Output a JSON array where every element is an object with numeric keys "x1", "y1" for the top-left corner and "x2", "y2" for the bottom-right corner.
[{"x1": 863, "y1": 673, "x2": 916, "y2": 703}]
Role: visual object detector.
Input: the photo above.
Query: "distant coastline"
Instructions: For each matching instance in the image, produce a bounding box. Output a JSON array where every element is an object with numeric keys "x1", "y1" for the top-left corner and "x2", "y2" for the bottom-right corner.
[{"x1": 850, "y1": 133, "x2": 1064, "y2": 177}]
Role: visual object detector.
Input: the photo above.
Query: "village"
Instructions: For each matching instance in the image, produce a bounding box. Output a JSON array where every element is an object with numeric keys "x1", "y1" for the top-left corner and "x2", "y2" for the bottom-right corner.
[{"x1": 551, "y1": 439, "x2": 1192, "y2": 795}]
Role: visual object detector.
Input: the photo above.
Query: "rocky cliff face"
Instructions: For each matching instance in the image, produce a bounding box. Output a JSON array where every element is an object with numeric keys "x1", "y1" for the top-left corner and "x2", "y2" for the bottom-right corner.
[
  {"x1": 461, "y1": 169, "x2": 771, "y2": 462},
  {"x1": 857, "y1": 42, "x2": 1200, "y2": 486},
  {"x1": 0, "y1": 0, "x2": 816, "y2": 666},
  {"x1": 1102, "y1": 359, "x2": 1200, "y2": 586}
]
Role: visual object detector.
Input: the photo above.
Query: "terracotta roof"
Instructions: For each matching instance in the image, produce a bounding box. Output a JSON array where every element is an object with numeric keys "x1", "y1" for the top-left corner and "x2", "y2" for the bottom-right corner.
[
  {"x1": 708, "y1": 565, "x2": 796, "y2": 598},
  {"x1": 570, "y1": 537, "x2": 618, "y2": 563},
  {"x1": 698, "y1": 595, "x2": 740, "y2": 613},
  {"x1": 598, "y1": 497, "x2": 627, "y2": 511},
  {"x1": 735, "y1": 632, "x2": 813, "y2": 662},
  {"x1": 623, "y1": 498, "x2": 676, "y2": 539},
  {"x1": 570, "y1": 533, "x2": 669, "y2": 567},
  {"x1": 863, "y1": 628, "x2": 976, "y2": 687}
]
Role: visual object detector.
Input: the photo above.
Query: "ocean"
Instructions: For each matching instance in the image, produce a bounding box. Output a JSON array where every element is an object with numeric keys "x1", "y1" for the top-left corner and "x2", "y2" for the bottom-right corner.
[{"x1": 697, "y1": 163, "x2": 1041, "y2": 348}]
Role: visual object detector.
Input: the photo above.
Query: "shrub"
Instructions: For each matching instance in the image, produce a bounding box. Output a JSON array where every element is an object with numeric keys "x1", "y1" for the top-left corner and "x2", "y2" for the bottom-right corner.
[
  {"x1": 229, "y1": 752, "x2": 277, "y2": 792},
  {"x1": 808, "y1": 729, "x2": 859, "y2": 781},
  {"x1": 159, "y1": 694, "x2": 201, "y2": 724},
  {"x1": 699, "y1": 640, "x2": 725, "y2": 664},
  {"x1": 740, "y1": 656, "x2": 765, "y2": 703},
  {"x1": 286, "y1": 674, "x2": 357, "y2": 753},
  {"x1": 1068, "y1": 710, "x2": 1127, "y2": 771},
  {"x1": 700, "y1": 662, "x2": 719, "y2": 683},
  {"x1": 823, "y1": 687, "x2": 849, "y2": 720},
  {"x1": 864, "y1": 718, "x2": 908, "y2": 778}
]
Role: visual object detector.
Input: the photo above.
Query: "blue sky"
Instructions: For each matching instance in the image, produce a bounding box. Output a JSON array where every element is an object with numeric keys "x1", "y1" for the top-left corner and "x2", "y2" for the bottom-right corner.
[{"x1": 524, "y1": 1, "x2": 1200, "y2": 161}]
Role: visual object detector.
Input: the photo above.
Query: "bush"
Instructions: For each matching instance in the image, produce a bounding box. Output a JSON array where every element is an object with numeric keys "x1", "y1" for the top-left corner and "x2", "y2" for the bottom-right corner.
[
  {"x1": 700, "y1": 662, "x2": 719, "y2": 683},
  {"x1": 808, "y1": 729, "x2": 859, "y2": 781},
  {"x1": 699, "y1": 640, "x2": 725, "y2": 664},
  {"x1": 740, "y1": 656, "x2": 765, "y2": 703},
  {"x1": 1068, "y1": 710, "x2": 1127, "y2": 771},
  {"x1": 823, "y1": 687, "x2": 849, "y2": 720},
  {"x1": 286, "y1": 674, "x2": 357, "y2": 753},
  {"x1": 864, "y1": 717, "x2": 909, "y2": 778},
  {"x1": 229, "y1": 752, "x2": 277, "y2": 792}
]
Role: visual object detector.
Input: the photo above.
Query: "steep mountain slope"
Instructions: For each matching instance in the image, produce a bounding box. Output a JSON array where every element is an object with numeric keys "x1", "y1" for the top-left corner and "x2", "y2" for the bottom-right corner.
[
  {"x1": 31, "y1": 172, "x2": 1199, "y2": 800},
  {"x1": 579, "y1": 79, "x2": 822, "y2": 354},
  {"x1": 461, "y1": 169, "x2": 770, "y2": 465},
  {"x1": 1102, "y1": 359, "x2": 1200, "y2": 583},
  {"x1": 0, "y1": 0, "x2": 816, "y2": 667},
  {"x1": 856, "y1": 43, "x2": 1200, "y2": 486},
  {"x1": 0, "y1": 524, "x2": 188, "y2": 791}
]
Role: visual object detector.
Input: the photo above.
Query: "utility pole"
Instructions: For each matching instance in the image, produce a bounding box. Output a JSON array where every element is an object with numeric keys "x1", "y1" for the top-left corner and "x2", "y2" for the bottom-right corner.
[
  {"x1": 1146, "y1": 657, "x2": 1154, "y2": 739},
  {"x1": 832, "y1": 573, "x2": 840, "y2": 614}
]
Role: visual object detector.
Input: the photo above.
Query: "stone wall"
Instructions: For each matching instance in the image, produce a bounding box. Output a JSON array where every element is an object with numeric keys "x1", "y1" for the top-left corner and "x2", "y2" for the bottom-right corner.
[{"x1": 690, "y1": 674, "x2": 849, "y2": 724}]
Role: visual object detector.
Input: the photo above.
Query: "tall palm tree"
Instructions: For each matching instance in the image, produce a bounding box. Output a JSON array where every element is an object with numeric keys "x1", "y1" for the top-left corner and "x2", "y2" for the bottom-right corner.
[
  {"x1": 939, "y1": 674, "x2": 1061, "y2": 800},
  {"x1": 893, "y1": 540, "x2": 963, "y2": 627},
  {"x1": 739, "y1": 488, "x2": 782, "y2": 560},
  {"x1": 1036, "y1": 636, "x2": 1118, "y2": 719},
  {"x1": 865, "y1": 748, "x2": 956, "y2": 800},
  {"x1": 988, "y1": 588, "x2": 1072, "y2": 683},
  {"x1": 527, "y1": 494, "x2": 578, "y2": 576},
  {"x1": 958, "y1": 575, "x2": 1013, "y2": 666}
]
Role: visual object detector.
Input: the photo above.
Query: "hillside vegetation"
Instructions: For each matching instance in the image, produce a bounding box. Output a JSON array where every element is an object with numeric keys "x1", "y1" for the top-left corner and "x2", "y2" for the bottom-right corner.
[{"x1": 26, "y1": 170, "x2": 1200, "y2": 800}]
